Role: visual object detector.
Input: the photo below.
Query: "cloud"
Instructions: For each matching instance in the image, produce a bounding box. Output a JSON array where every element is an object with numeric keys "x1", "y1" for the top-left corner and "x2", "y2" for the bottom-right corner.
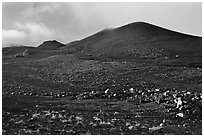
[
  {"x1": 16, "y1": 22, "x2": 55, "y2": 44},
  {"x1": 3, "y1": 29, "x2": 26, "y2": 38},
  {"x1": 2, "y1": 29, "x2": 26, "y2": 45},
  {"x1": 2, "y1": 2, "x2": 202, "y2": 47},
  {"x1": 15, "y1": 22, "x2": 54, "y2": 37},
  {"x1": 20, "y1": 3, "x2": 63, "y2": 22},
  {"x1": 3, "y1": 3, "x2": 108, "y2": 45},
  {"x1": 2, "y1": 3, "x2": 63, "y2": 46},
  {"x1": 3, "y1": 22, "x2": 55, "y2": 46}
]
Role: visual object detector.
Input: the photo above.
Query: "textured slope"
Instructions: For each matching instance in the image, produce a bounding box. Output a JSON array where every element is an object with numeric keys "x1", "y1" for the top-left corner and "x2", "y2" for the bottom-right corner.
[{"x1": 63, "y1": 22, "x2": 201, "y2": 60}]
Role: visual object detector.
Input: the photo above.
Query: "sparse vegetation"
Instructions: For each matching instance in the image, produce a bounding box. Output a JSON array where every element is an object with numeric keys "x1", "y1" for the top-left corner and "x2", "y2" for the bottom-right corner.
[{"x1": 2, "y1": 22, "x2": 202, "y2": 135}]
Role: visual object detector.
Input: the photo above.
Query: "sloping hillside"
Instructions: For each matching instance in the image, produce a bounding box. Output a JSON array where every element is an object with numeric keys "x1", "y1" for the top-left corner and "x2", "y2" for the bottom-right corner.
[
  {"x1": 2, "y1": 40, "x2": 67, "y2": 59},
  {"x1": 3, "y1": 22, "x2": 202, "y2": 64},
  {"x1": 62, "y1": 22, "x2": 201, "y2": 62},
  {"x1": 2, "y1": 46, "x2": 35, "y2": 56}
]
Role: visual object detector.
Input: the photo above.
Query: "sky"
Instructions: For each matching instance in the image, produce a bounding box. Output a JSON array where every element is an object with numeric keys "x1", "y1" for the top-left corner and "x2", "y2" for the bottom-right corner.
[{"x1": 2, "y1": 2, "x2": 202, "y2": 47}]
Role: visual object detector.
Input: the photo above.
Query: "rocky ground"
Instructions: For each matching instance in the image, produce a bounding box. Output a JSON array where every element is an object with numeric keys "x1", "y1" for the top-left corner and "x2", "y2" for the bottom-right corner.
[{"x1": 2, "y1": 54, "x2": 202, "y2": 135}]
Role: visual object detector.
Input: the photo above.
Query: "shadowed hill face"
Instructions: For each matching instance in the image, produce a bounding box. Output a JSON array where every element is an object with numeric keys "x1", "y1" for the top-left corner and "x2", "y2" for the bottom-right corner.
[
  {"x1": 63, "y1": 22, "x2": 201, "y2": 60},
  {"x1": 2, "y1": 22, "x2": 202, "y2": 64},
  {"x1": 37, "y1": 40, "x2": 66, "y2": 50}
]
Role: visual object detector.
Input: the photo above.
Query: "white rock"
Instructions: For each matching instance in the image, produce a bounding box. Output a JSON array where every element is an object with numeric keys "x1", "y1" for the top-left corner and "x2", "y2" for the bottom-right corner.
[
  {"x1": 99, "y1": 121, "x2": 106, "y2": 125},
  {"x1": 44, "y1": 110, "x2": 51, "y2": 116},
  {"x1": 126, "y1": 122, "x2": 131, "y2": 126},
  {"x1": 149, "y1": 126, "x2": 163, "y2": 131},
  {"x1": 89, "y1": 121, "x2": 94, "y2": 125},
  {"x1": 123, "y1": 90, "x2": 127, "y2": 93},
  {"x1": 163, "y1": 92, "x2": 167, "y2": 96},
  {"x1": 93, "y1": 116, "x2": 101, "y2": 121},
  {"x1": 58, "y1": 114, "x2": 63, "y2": 119},
  {"x1": 114, "y1": 111, "x2": 119, "y2": 115},
  {"x1": 129, "y1": 88, "x2": 134, "y2": 93},
  {"x1": 187, "y1": 91, "x2": 191, "y2": 94},
  {"x1": 105, "y1": 121, "x2": 111, "y2": 125},
  {"x1": 51, "y1": 114, "x2": 57, "y2": 119},
  {"x1": 104, "y1": 89, "x2": 109, "y2": 94},
  {"x1": 176, "y1": 113, "x2": 184, "y2": 117},
  {"x1": 67, "y1": 115, "x2": 74, "y2": 122},
  {"x1": 61, "y1": 119, "x2": 68, "y2": 123},
  {"x1": 173, "y1": 94, "x2": 177, "y2": 98},
  {"x1": 155, "y1": 89, "x2": 160, "y2": 92},
  {"x1": 128, "y1": 125, "x2": 134, "y2": 130},
  {"x1": 76, "y1": 116, "x2": 84, "y2": 121},
  {"x1": 32, "y1": 113, "x2": 40, "y2": 118},
  {"x1": 15, "y1": 120, "x2": 24, "y2": 124},
  {"x1": 176, "y1": 97, "x2": 182, "y2": 108},
  {"x1": 159, "y1": 123, "x2": 164, "y2": 127}
]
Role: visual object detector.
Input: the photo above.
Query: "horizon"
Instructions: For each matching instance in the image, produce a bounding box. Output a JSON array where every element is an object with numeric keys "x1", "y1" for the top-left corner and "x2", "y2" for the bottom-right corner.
[
  {"x1": 2, "y1": 21, "x2": 202, "y2": 48},
  {"x1": 2, "y1": 2, "x2": 202, "y2": 47}
]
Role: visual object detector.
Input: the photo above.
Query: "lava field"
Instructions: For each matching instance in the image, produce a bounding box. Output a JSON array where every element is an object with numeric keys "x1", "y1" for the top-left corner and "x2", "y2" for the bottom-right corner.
[{"x1": 2, "y1": 54, "x2": 202, "y2": 135}]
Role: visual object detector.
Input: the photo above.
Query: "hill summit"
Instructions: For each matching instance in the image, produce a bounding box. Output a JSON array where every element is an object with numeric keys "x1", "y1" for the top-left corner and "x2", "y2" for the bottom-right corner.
[
  {"x1": 63, "y1": 21, "x2": 201, "y2": 61},
  {"x1": 37, "y1": 40, "x2": 66, "y2": 50}
]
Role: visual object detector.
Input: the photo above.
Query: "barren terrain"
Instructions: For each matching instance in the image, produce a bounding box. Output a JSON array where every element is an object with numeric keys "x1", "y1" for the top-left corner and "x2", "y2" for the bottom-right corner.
[{"x1": 2, "y1": 22, "x2": 202, "y2": 135}]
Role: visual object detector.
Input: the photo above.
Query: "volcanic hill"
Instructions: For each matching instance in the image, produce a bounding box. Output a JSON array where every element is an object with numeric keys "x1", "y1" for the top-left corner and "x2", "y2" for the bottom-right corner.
[
  {"x1": 37, "y1": 40, "x2": 66, "y2": 50},
  {"x1": 63, "y1": 22, "x2": 201, "y2": 63}
]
